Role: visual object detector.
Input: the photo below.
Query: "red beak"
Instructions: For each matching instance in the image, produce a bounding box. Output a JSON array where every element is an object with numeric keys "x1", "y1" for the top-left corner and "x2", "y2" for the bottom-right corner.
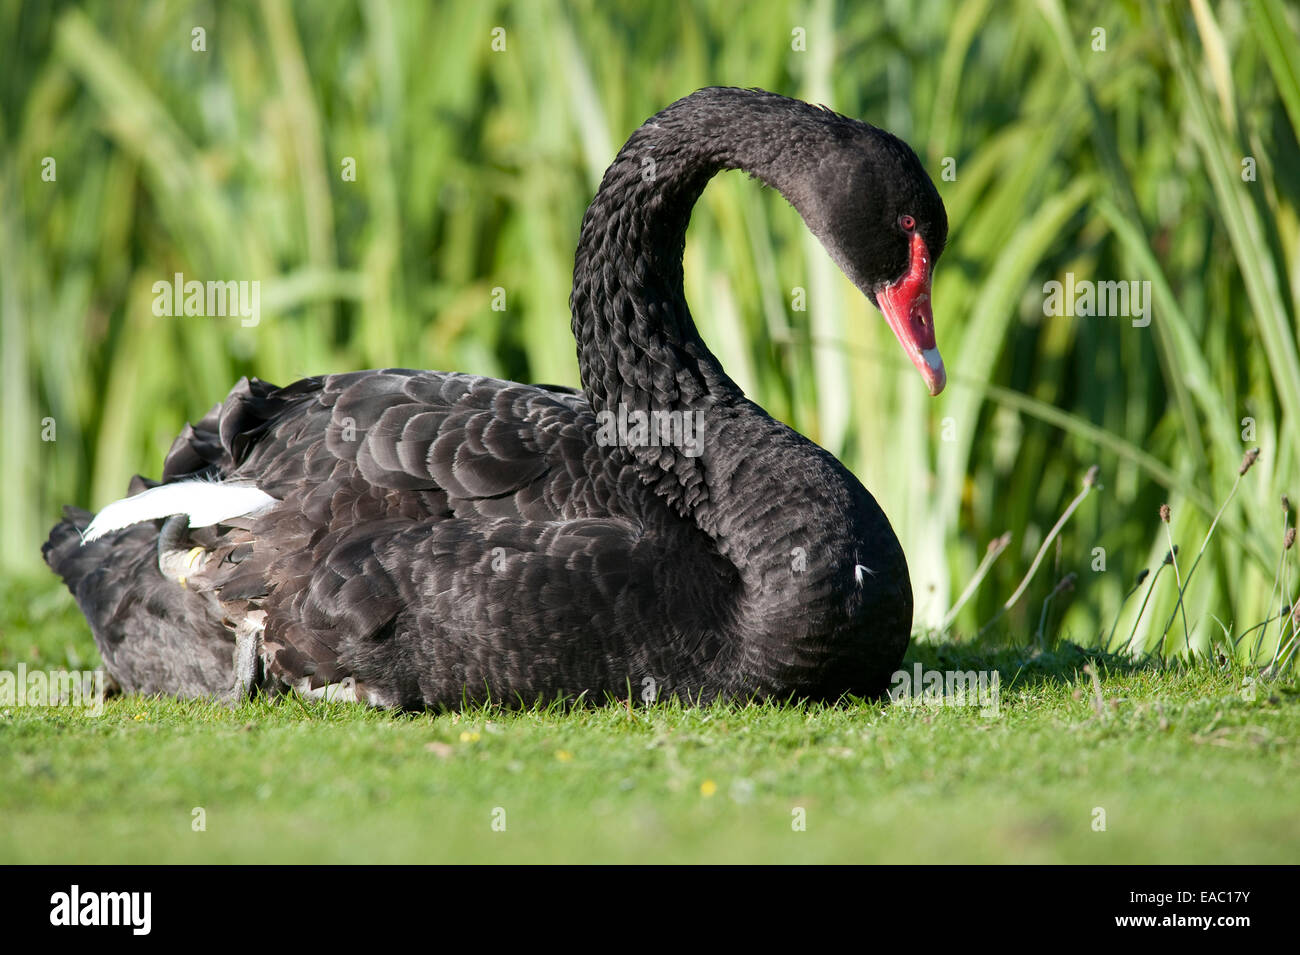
[{"x1": 878, "y1": 232, "x2": 945, "y2": 396}]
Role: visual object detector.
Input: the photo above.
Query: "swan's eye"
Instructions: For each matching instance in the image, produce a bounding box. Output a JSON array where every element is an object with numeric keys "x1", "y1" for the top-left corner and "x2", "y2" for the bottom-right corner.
[{"x1": 899, "y1": 214, "x2": 916, "y2": 232}]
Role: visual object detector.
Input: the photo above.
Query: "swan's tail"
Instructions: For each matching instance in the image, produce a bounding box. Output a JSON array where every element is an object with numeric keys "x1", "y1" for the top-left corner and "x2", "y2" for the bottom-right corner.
[{"x1": 43, "y1": 485, "x2": 238, "y2": 698}]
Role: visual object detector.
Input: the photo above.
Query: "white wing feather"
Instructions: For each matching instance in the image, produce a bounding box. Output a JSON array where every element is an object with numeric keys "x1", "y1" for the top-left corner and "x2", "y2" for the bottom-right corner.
[{"x1": 82, "y1": 481, "x2": 277, "y2": 543}]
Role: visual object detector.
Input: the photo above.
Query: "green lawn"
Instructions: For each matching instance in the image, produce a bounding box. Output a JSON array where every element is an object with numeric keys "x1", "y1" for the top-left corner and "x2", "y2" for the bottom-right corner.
[{"x1": 2, "y1": 577, "x2": 1297, "y2": 864}]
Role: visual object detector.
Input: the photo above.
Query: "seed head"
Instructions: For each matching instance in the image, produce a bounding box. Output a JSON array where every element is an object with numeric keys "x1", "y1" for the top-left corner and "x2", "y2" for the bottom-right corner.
[
  {"x1": 1162, "y1": 545, "x2": 1179, "y2": 566},
  {"x1": 1284, "y1": 495, "x2": 1291, "y2": 515},
  {"x1": 1135, "y1": 568, "x2": 1150, "y2": 586},
  {"x1": 1285, "y1": 527, "x2": 1296, "y2": 551},
  {"x1": 1083, "y1": 465, "x2": 1100, "y2": 488},
  {"x1": 1239, "y1": 448, "x2": 1260, "y2": 475},
  {"x1": 1159, "y1": 503, "x2": 1171, "y2": 523}
]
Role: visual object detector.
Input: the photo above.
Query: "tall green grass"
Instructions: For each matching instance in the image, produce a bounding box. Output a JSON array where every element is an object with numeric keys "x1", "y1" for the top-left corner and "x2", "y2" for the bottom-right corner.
[{"x1": 1, "y1": 0, "x2": 1297, "y2": 665}]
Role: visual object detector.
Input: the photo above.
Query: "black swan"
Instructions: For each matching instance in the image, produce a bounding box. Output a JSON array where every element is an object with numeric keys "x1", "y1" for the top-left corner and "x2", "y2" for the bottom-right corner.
[{"x1": 44, "y1": 87, "x2": 948, "y2": 708}]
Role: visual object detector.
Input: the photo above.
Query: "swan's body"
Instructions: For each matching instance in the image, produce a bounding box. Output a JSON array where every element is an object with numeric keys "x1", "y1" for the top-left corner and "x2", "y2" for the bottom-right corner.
[{"x1": 45, "y1": 88, "x2": 948, "y2": 708}]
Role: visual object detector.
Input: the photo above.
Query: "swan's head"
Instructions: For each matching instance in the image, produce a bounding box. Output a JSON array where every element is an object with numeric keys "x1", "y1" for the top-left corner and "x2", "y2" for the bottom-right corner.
[{"x1": 793, "y1": 124, "x2": 949, "y2": 395}]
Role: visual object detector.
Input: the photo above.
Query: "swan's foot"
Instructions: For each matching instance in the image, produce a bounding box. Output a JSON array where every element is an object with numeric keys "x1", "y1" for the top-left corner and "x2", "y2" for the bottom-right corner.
[
  {"x1": 221, "y1": 611, "x2": 267, "y2": 706},
  {"x1": 290, "y1": 675, "x2": 360, "y2": 704},
  {"x1": 156, "y1": 514, "x2": 207, "y2": 587}
]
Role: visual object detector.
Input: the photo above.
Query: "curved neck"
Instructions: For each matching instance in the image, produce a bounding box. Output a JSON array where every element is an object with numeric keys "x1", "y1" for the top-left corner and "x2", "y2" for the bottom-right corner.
[{"x1": 570, "y1": 89, "x2": 839, "y2": 518}]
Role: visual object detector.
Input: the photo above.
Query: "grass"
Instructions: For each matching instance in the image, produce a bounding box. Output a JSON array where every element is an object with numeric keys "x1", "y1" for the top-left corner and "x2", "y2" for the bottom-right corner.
[{"x1": 3, "y1": 576, "x2": 1298, "y2": 864}]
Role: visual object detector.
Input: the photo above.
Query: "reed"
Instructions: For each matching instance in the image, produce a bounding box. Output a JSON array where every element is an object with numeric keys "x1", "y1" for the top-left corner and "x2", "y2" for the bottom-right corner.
[{"x1": 2, "y1": 0, "x2": 1296, "y2": 666}]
